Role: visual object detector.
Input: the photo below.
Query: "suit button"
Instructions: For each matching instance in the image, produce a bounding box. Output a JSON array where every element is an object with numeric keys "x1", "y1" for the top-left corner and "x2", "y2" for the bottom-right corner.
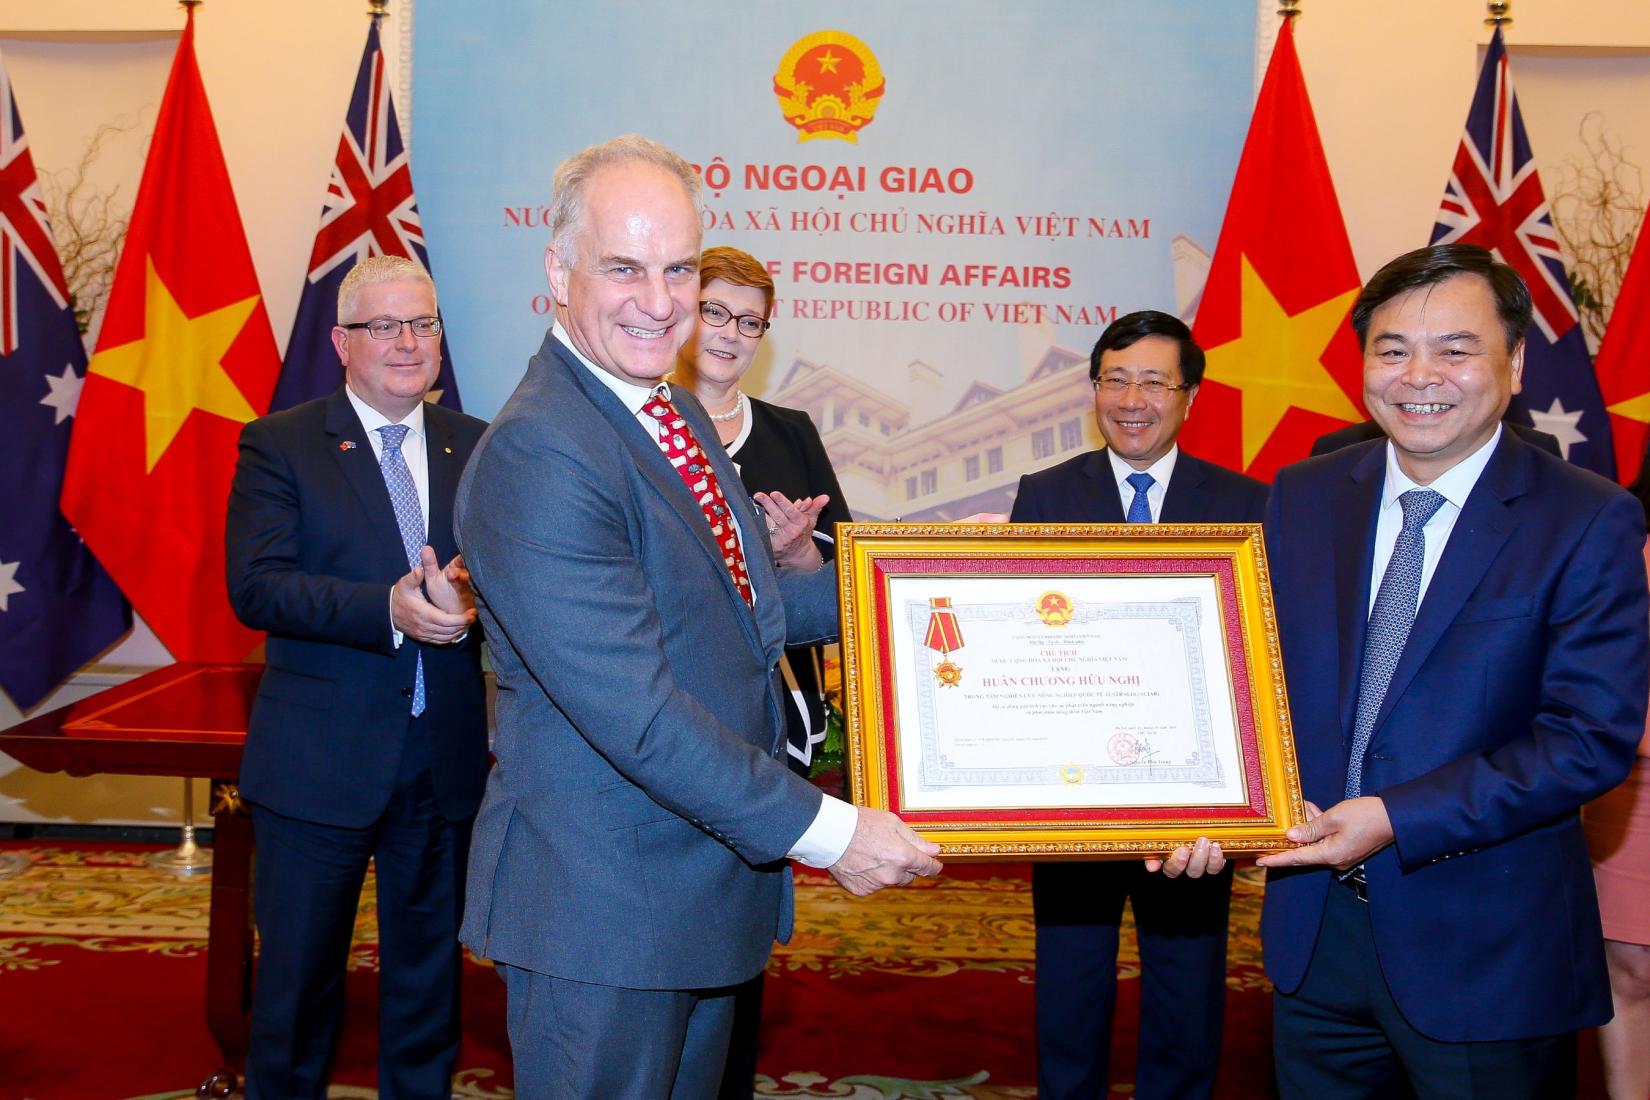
[{"x1": 400, "y1": 687, "x2": 413, "y2": 698}]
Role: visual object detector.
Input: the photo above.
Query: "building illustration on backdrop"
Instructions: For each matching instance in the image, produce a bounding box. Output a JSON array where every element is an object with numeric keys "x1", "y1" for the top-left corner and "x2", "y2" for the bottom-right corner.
[{"x1": 770, "y1": 235, "x2": 1212, "y2": 521}]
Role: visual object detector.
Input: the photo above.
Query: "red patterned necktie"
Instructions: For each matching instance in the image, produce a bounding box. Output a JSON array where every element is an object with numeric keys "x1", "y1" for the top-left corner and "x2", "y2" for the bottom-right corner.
[{"x1": 642, "y1": 390, "x2": 754, "y2": 606}]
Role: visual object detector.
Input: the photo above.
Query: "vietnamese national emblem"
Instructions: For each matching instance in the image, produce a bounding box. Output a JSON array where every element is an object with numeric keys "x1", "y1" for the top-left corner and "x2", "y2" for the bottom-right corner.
[
  {"x1": 1036, "y1": 590, "x2": 1074, "y2": 627},
  {"x1": 773, "y1": 30, "x2": 885, "y2": 143}
]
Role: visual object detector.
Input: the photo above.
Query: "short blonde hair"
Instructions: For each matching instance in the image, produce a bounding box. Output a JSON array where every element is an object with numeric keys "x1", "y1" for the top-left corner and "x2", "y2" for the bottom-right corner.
[
  {"x1": 337, "y1": 255, "x2": 436, "y2": 322},
  {"x1": 550, "y1": 134, "x2": 703, "y2": 267},
  {"x1": 699, "y1": 246, "x2": 775, "y2": 313}
]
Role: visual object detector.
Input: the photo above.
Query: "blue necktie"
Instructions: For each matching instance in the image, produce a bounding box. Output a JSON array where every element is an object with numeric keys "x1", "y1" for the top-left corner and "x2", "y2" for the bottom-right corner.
[
  {"x1": 378, "y1": 423, "x2": 426, "y2": 717},
  {"x1": 1345, "y1": 488, "x2": 1446, "y2": 797},
  {"x1": 1125, "y1": 471, "x2": 1155, "y2": 524}
]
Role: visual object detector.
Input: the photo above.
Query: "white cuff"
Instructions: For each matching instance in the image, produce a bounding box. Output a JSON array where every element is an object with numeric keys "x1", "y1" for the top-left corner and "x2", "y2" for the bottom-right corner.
[
  {"x1": 787, "y1": 794, "x2": 857, "y2": 868},
  {"x1": 390, "y1": 590, "x2": 403, "y2": 648}
]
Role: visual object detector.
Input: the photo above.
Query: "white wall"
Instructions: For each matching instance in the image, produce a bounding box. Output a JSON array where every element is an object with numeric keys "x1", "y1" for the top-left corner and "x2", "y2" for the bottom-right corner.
[
  {"x1": 1290, "y1": 1, "x2": 1650, "y2": 283},
  {"x1": 3, "y1": 0, "x2": 1647, "y2": 823}
]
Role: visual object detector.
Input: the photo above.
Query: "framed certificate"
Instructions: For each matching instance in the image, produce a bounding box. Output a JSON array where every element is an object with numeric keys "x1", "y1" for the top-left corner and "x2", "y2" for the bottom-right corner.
[{"x1": 837, "y1": 523, "x2": 1304, "y2": 859}]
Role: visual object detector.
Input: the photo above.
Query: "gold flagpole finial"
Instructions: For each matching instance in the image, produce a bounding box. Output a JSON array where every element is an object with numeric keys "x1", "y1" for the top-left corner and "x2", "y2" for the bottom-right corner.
[
  {"x1": 179, "y1": 0, "x2": 202, "y2": 9},
  {"x1": 368, "y1": 0, "x2": 389, "y2": 21},
  {"x1": 1486, "y1": 1, "x2": 1511, "y2": 29},
  {"x1": 1279, "y1": 0, "x2": 1301, "y2": 22}
]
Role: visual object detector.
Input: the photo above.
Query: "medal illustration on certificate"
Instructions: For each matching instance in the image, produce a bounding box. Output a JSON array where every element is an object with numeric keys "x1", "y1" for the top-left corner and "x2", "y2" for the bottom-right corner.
[{"x1": 924, "y1": 596, "x2": 965, "y2": 686}]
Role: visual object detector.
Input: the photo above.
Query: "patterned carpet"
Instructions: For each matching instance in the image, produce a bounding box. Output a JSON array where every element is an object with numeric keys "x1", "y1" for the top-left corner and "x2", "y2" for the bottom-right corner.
[{"x1": 0, "y1": 843, "x2": 1272, "y2": 1099}]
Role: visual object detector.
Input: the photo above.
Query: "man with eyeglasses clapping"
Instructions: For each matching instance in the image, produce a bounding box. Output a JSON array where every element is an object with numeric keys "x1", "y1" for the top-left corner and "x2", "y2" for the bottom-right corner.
[{"x1": 226, "y1": 254, "x2": 489, "y2": 1099}]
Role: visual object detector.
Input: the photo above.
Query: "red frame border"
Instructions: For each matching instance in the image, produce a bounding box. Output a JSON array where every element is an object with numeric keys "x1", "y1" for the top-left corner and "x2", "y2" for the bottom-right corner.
[{"x1": 868, "y1": 555, "x2": 1267, "y2": 827}]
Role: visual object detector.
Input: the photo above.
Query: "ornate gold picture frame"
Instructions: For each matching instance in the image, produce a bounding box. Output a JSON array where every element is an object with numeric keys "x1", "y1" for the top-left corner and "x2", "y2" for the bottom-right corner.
[{"x1": 837, "y1": 523, "x2": 1304, "y2": 859}]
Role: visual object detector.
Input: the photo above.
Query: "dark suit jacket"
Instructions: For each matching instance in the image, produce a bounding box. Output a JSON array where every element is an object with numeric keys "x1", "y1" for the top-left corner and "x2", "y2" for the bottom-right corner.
[
  {"x1": 1310, "y1": 417, "x2": 1562, "y2": 458},
  {"x1": 454, "y1": 332, "x2": 838, "y2": 992},
  {"x1": 226, "y1": 388, "x2": 490, "y2": 828},
  {"x1": 732, "y1": 397, "x2": 852, "y2": 541},
  {"x1": 1009, "y1": 447, "x2": 1269, "y2": 525},
  {"x1": 1262, "y1": 432, "x2": 1648, "y2": 1041}
]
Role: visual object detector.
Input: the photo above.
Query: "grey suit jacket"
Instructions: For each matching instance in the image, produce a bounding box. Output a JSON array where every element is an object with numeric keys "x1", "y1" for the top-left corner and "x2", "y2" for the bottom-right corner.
[{"x1": 455, "y1": 332, "x2": 837, "y2": 991}]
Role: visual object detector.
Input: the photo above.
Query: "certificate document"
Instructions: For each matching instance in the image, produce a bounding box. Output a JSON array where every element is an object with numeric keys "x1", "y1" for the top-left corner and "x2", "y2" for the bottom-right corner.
[
  {"x1": 888, "y1": 574, "x2": 1249, "y2": 813},
  {"x1": 837, "y1": 522, "x2": 1304, "y2": 858}
]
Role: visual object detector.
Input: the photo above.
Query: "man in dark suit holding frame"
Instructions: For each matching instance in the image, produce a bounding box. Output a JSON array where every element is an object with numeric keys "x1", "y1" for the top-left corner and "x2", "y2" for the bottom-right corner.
[
  {"x1": 1012, "y1": 310, "x2": 1268, "y2": 1100},
  {"x1": 1169, "y1": 244, "x2": 1648, "y2": 1099}
]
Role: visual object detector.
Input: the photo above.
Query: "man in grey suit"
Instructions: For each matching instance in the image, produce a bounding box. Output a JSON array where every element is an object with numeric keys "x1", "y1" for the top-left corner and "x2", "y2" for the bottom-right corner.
[{"x1": 454, "y1": 134, "x2": 942, "y2": 1099}]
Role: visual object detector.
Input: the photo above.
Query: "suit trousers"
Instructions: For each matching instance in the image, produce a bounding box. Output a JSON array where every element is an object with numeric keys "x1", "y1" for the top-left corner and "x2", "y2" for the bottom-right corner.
[
  {"x1": 500, "y1": 964, "x2": 739, "y2": 1100},
  {"x1": 247, "y1": 715, "x2": 472, "y2": 1100},
  {"x1": 1033, "y1": 860, "x2": 1231, "y2": 1100},
  {"x1": 1272, "y1": 878, "x2": 1576, "y2": 1100}
]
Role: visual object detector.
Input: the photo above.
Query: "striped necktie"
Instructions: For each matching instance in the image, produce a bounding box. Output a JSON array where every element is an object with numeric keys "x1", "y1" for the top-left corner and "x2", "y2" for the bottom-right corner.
[{"x1": 377, "y1": 423, "x2": 426, "y2": 716}]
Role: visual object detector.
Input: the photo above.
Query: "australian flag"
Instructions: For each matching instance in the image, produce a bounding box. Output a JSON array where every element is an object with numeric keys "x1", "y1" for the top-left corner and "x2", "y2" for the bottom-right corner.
[
  {"x1": 1431, "y1": 29, "x2": 1613, "y2": 476},
  {"x1": 0, "y1": 56, "x2": 130, "y2": 710},
  {"x1": 272, "y1": 19, "x2": 461, "y2": 410}
]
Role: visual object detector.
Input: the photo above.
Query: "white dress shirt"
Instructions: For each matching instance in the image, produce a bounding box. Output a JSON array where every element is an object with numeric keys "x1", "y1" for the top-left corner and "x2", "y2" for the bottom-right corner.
[
  {"x1": 1368, "y1": 426, "x2": 1502, "y2": 614},
  {"x1": 552, "y1": 327, "x2": 857, "y2": 868},
  {"x1": 347, "y1": 384, "x2": 429, "y2": 523},
  {"x1": 1107, "y1": 445, "x2": 1180, "y2": 523}
]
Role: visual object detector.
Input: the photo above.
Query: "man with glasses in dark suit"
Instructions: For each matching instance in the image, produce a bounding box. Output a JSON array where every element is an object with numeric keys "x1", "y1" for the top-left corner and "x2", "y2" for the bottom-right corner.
[
  {"x1": 227, "y1": 255, "x2": 489, "y2": 1099},
  {"x1": 1012, "y1": 310, "x2": 1268, "y2": 1100}
]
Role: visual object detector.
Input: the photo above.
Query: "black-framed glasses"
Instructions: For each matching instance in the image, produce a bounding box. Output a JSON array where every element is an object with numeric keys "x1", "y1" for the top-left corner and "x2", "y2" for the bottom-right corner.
[
  {"x1": 699, "y1": 300, "x2": 770, "y2": 338},
  {"x1": 1092, "y1": 376, "x2": 1191, "y2": 396},
  {"x1": 342, "y1": 316, "x2": 443, "y2": 340}
]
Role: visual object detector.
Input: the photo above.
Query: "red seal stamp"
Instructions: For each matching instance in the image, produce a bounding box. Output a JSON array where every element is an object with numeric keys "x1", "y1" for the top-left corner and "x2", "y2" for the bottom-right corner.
[{"x1": 1107, "y1": 732, "x2": 1140, "y2": 767}]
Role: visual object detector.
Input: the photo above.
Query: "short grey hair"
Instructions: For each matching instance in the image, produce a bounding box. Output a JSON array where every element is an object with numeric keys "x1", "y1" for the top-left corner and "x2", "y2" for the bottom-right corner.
[
  {"x1": 550, "y1": 134, "x2": 704, "y2": 268},
  {"x1": 337, "y1": 254, "x2": 436, "y2": 322}
]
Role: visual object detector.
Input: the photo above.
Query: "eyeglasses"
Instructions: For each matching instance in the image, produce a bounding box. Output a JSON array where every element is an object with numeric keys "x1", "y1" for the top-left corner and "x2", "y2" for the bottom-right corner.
[
  {"x1": 1093, "y1": 376, "x2": 1191, "y2": 396},
  {"x1": 341, "y1": 316, "x2": 443, "y2": 340},
  {"x1": 699, "y1": 300, "x2": 770, "y2": 339}
]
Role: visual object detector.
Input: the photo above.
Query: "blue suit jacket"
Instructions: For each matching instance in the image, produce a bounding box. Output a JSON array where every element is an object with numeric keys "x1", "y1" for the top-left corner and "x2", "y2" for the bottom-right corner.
[
  {"x1": 1009, "y1": 447, "x2": 1269, "y2": 525},
  {"x1": 226, "y1": 388, "x2": 490, "y2": 828},
  {"x1": 454, "y1": 332, "x2": 837, "y2": 991},
  {"x1": 1262, "y1": 431, "x2": 1649, "y2": 1041}
]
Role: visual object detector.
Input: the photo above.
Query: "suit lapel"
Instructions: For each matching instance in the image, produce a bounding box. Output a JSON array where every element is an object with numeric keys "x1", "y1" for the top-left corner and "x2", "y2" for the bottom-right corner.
[
  {"x1": 1372, "y1": 435, "x2": 1524, "y2": 736},
  {"x1": 1333, "y1": 445, "x2": 1385, "y2": 744},
  {"x1": 323, "y1": 389, "x2": 410, "y2": 575},
  {"x1": 1085, "y1": 451, "x2": 1126, "y2": 522},
  {"x1": 424, "y1": 404, "x2": 461, "y2": 561},
  {"x1": 1159, "y1": 452, "x2": 1210, "y2": 523},
  {"x1": 549, "y1": 341, "x2": 764, "y2": 641},
  {"x1": 684, "y1": 392, "x2": 786, "y2": 661}
]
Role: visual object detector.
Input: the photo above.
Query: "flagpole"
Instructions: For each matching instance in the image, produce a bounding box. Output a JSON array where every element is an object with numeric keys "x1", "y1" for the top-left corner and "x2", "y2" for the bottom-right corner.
[
  {"x1": 147, "y1": 779, "x2": 214, "y2": 875},
  {"x1": 1486, "y1": 2, "x2": 1511, "y2": 29},
  {"x1": 369, "y1": 1, "x2": 388, "y2": 21},
  {"x1": 1278, "y1": 0, "x2": 1300, "y2": 21}
]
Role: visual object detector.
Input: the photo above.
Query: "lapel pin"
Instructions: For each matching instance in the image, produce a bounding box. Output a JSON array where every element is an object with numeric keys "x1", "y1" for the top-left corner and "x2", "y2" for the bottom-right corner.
[
  {"x1": 444, "y1": 446, "x2": 453, "y2": 454},
  {"x1": 339, "y1": 440, "x2": 357, "y2": 451}
]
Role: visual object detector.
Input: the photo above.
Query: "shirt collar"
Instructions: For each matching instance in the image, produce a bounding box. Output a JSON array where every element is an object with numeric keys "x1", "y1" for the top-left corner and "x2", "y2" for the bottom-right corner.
[
  {"x1": 1380, "y1": 424, "x2": 1502, "y2": 512},
  {"x1": 1106, "y1": 444, "x2": 1179, "y2": 492},
  {"x1": 345, "y1": 383, "x2": 425, "y2": 439},
  {"x1": 553, "y1": 321, "x2": 669, "y2": 415}
]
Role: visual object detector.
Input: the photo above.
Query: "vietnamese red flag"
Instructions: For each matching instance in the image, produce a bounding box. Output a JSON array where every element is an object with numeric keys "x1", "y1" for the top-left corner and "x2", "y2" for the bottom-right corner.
[
  {"x1": 1594, "y1": 210, "x2": 1650, "y2": 484},
  {"x1": 1178, "y1": 18, "x2": 1365, "y2": 482},
  {"x1": 60, "y1": 6, "x2": 276, "y2": 661}
]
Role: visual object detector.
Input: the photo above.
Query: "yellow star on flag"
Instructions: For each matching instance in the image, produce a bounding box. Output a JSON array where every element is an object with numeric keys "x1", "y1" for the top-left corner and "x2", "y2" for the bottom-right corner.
[
  {"x1": 1608, "y1": 391, "x2": 1650, "y2": 424},
  {"x1": 86, "y1": 256, "x2": 260, "y2": 473},
  {"x1": 816, "y1": 49, "x2": 842, "y2": 74},
  {"x1": 1203, "y1": 254, "x2": 1361, "y2": 468}
]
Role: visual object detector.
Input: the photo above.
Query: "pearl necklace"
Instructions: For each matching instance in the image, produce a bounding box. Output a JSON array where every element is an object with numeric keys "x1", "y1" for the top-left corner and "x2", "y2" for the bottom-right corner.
[{"x1": 707, "y1": 392, "x2": 745, "y2": 423}]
